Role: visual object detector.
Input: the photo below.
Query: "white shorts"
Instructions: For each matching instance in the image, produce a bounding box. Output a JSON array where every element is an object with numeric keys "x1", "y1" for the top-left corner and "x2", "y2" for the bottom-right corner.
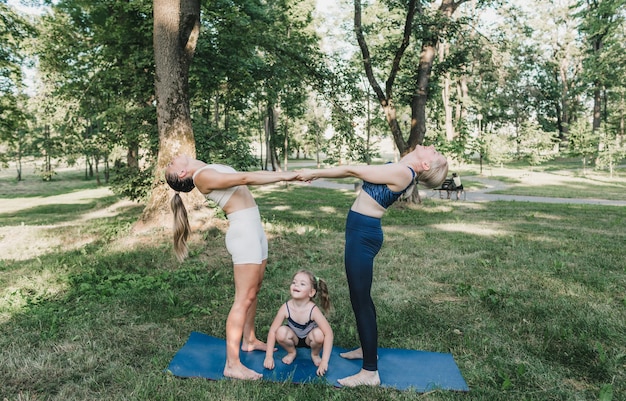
[{"x1": 225, "y1": 206, "x2": 268, "y2": 265}]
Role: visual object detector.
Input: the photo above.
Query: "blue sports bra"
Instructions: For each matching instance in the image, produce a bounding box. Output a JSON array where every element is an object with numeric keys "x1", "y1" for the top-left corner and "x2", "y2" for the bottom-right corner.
[{"x1": 361, "y1": 166, "x2": 416, "y2": 209}]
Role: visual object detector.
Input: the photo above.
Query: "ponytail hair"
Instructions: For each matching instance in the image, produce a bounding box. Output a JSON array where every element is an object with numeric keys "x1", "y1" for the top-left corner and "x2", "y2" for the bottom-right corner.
[
  {"x1": 165, "y1": 170, "x2": 195, "y2": 262},
  {"x1": 170, "y1": 193, "x2": 190, "y2": 262},
  {"x1": 296, "y1": 269, "x2": 332, "y2": 314}
]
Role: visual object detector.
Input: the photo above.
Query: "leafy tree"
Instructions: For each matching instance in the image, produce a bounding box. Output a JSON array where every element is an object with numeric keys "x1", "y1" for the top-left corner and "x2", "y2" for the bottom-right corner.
[
  {"x1": 0, "y1": 1, "x2": 35, "y2": 179},
  {"x1": 574, "y1": 0, "x2": 626, "y2": 172},
  {"x1": 568, "y1": 119, "x2": 599, "y2": 173},
  {"x1": 575, "y1": 0, "x2": 625, "y2": 131},
  {"x1": 353, "y1": 0, "x2": 476, "y2": 157},
  {"x1": 524, "y1": 0, "x2": 585, "y2": 148},
  {"x1": 141, "y1": 0, "x2": 201, "y2": 224},
  {"x1": 33, "y1": 0, "x2": 156, "y2": 187},
  {"x1": 1, "y1": 93, "x2": 31, "y2": 180}
]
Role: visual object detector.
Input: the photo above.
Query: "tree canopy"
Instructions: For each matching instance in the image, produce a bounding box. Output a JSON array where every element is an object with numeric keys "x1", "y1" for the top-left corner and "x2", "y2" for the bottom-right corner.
[{"x1": 0, "y1": 0, "x2": 624, "y2": 205}]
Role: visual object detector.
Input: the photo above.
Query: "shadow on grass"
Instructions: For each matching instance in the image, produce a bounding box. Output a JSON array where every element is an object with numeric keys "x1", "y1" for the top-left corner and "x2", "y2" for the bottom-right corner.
[
  {"x1": 0, "y1": 195, "x2": 127, "y2": 226},
  {"x1": 1, "y1": 184, "x2": 625, "y2": 400}
]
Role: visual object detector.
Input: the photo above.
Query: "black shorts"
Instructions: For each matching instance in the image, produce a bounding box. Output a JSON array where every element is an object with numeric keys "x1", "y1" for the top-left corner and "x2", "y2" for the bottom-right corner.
[{"x1": 296, "y1": 337, "x2": 310, "y2": 348}]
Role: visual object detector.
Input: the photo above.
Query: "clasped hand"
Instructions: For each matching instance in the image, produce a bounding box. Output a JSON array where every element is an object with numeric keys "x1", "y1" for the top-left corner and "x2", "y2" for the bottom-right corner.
[{"x1": 293, "y1": 169, "x2": 315, "y2": 183}]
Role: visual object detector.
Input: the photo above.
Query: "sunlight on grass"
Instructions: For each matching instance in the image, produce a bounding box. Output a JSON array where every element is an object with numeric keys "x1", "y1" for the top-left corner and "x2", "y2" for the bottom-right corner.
[
  {"x1": 1, "y1": 184, "x2": 139, "y2": 261},
  {"x1": 541, "y1": 276, "x2": 589, "y2": 298},
  {"x1": 264, "y1": 221, "x2": 333, "y2": 237},
  {"x1": 0, "y1": 187, "x2": 114, "y2": 214},
  {"x1": 431, "y1": 222, "x2": 509, "y2": 236},
  {"x1": 0, "y1": 225, "x2": 96, "y2": 261},
  {"x1": 269, "y1": 205, "x2": 292, "y2": 211},
  {"x1": 0, "y1": 266, "x2": 68, "y2": 323},
  {"x1": 287, "y1": 208, "x2": 345, "y2": 218}
]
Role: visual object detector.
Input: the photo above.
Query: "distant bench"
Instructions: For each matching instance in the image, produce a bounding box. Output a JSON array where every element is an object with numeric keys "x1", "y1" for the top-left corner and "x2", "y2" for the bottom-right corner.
[{"x1": 433, "y1": 178, "x2": 466, "y2": 200}]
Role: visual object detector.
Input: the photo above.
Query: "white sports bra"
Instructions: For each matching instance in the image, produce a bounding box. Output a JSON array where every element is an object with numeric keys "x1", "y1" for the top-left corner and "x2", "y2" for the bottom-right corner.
[{"x1": 192, "y1": 164, "x2": 239, "y2": 208}]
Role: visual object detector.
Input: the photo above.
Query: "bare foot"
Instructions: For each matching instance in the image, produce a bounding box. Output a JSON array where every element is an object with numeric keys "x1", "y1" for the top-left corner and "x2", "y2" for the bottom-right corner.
[
  {"x1": 311, "y1": 353, "x2": 322, "y2": 366},
  {"x1": 241, "y1": 338, "x2": 268, "y2": 352},
  {"x1": 337, "y1": 369, "x2": 380, "y2": 387},
  {"x1": 339, "y1": 347, "x2": 363, "y2": 359},
  {"x1": 281, "y1": 352, "x2": 297, "y2": 365},
  {"x1": 223, "y1": 362, "x2": 262, "y2": 380}
]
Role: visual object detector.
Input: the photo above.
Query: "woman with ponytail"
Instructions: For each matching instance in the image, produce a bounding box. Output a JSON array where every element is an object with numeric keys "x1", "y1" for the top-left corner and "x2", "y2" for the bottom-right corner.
[{"x1": 165, "y1": 155, "x2": 298, "y2": 380}]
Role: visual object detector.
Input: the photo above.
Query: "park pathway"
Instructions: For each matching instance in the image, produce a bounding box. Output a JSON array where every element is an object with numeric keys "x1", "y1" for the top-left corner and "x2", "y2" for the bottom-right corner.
[{"x1": 299, "y1": 176, "x2": 626, "y2": 207}]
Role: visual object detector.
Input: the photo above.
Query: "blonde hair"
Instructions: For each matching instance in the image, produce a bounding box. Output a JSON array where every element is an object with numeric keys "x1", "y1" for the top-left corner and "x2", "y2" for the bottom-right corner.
[
  {"x1": 165, "y1": 170, "x2": 195, "y2": 262},
  {"x1": 170, "y1": 193, "x2": 190, "y2": 261},
  {"x1": 417, "y1": 154, "x2": 448, "y2": 189},
  {"x1": 295, "y1": 269, "x2": 332, "y2": 313}
]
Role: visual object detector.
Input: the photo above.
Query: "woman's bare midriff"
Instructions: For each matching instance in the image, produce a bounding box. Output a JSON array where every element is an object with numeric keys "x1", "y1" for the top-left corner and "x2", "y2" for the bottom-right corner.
[
  {"x1": 219, "y1": 187, "x2": 258, "y2": 215},
  {"x1": 350, "y1": 191, "x2": 386, "y2": 219}
]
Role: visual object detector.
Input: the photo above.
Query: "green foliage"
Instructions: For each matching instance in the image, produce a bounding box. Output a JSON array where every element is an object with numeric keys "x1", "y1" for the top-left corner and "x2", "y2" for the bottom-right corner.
[
  {"x1": 515, "y1": 120, "x2": 557, "y2": 166},
  {"x1": 3, "y1": 0, "x2": 626, "y2": 194},
  {"x1": 33, "y1": 0, "x2": 155, "y2": 173},
  {"x1": 568, "y1": 119, "x2": 599, "y2": 169},
  {"x1": 193, "y1": 124, "x2": 259, "y2": 171},
  {"x1": 109, "y1": 163, "x2": 153, "y2": 201},
  {"x1": 599, "y1": 384, "x2": 613, "y2": 401}
]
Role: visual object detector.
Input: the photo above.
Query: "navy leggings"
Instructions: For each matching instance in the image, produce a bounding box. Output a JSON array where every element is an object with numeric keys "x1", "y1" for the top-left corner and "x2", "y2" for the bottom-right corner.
[{"x1": 345, "y1": 210, "x2": 383, "y2": 371}]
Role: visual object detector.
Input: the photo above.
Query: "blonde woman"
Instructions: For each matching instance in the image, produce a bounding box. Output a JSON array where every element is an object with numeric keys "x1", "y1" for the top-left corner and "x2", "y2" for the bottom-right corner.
[
  {"x1": 165, "y1": 155, "x2": 297, "y2": 380},
  {"x1": 297, "y1": 145, "x2": 448, "y2": 387}
]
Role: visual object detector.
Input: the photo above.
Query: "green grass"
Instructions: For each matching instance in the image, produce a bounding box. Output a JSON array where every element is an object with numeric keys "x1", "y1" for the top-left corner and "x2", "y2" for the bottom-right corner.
[
  {"x1": 1, "y1": 166, "x2": 625, "y2": 400},
  {"x1": 0, "y1": 169, "x2": 101, "y2": 198},
  {"x1": 458, "y1": 162, "x2": 626, "y2": 201}
]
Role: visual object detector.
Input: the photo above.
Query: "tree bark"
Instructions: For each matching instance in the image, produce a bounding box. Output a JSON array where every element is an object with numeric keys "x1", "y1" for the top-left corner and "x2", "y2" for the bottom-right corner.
[
  {"x1": 354, "y1": 0, "x2": 468, "y2": 156},
  {"x1": 411, "y1": 0, "x2": 468, "y2": 151},
  {"x1": 440, "y1": 39, "x2": 455, "y2": 141},
  {"x1": 354, "y1": 0, "x2": 415, "y2": 155},
  {"x1": 139, "y1": 0, "x2": 201, "y2": 228}
]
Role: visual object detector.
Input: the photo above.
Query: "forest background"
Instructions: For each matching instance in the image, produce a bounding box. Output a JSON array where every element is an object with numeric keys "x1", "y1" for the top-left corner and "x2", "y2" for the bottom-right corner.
[{"x1": 1, "y1": 0, "x2": 624, "y2": 210}]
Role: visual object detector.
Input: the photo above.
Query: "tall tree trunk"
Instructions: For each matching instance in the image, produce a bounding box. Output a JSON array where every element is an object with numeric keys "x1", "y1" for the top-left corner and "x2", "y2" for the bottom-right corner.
[
  {"x1": 440, "y1": 39, "x2": 454, "y2": 141},
  {"x1": 104, "y1": 157, "x2": 110, "y2": 183},
  {"x1": 411, "y1": 0, "x2": 467, "y2": 151},
  {"x1": 127, "y1": 140, "x2": 139, "y2": 169},
  {"x1": 283, "y1": 119, "x2": 289, "y2": 171},
  {"x1": 94, "y1": 155, "x2": 101, "y2": 186},
  {"x1": 592, "y1": 84, "x2": 602, "y2": 131},
  {"x1": 455, "y1": 76, "x2": 468, "y2": 123},
  {"x1": 264, "y1": 103, "x2": 274, "y2": 170},
  {"x1": 557, "y1": 61, "x2": 571, "y2": 149},
  {"x1": 354, "y1": 0, "x2": 415, "y2": 155},
  {"x1": 139, "y1": 0, "x2": 201, "y2": 227},
  {"x1": 617, "y1": 87, "x2": 626, "y2": 140},
  {"x1": 411, "y1": 41, "x2": 436, "y2": 149},
  {"x1": 16, "y1": 140, "x2": 22, "y2": 181}
]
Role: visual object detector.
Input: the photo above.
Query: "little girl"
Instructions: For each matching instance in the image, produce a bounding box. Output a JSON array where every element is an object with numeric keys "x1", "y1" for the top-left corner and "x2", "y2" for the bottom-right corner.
[{"x1": 264, "y1": 270, "x2": 334, "y2": 376}]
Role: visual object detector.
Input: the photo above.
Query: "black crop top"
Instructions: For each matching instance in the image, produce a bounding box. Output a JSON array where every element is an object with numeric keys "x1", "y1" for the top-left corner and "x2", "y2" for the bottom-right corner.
[{"x1": 361, "y1": 166, "x2": 416, "y2": 209}]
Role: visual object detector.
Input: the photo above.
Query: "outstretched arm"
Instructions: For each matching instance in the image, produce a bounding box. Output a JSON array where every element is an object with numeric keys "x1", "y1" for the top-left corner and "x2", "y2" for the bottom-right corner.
[
  {"x1": 298, "y1": 163, "x2": 414, "y2": 192},
  {"x1": 195, "y1": 169, "x2": 298, "y2": 192}
]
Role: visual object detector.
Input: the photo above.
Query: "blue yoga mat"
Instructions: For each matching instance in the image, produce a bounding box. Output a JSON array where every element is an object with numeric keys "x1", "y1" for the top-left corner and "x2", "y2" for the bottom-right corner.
[{"x1": 166, "y1": 331, "x2": 469, "y2": 392}]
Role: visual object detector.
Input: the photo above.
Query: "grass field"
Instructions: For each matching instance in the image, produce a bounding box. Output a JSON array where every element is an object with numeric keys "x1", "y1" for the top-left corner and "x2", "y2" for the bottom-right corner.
[{"x1": 1, "y1": 162, "x2": 625, "y2": 401}]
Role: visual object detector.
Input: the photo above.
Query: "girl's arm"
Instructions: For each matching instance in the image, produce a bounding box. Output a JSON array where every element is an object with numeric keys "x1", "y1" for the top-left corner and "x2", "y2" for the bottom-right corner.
[
  {"x1": 263, "y1": 304, "x2": 288, "y2": 370},
  {"x1": 311, "y1": 308, "x2": 334, "y2": 376},
  {"x1": 298, "y1": 164, "x2": 414, "y2": 192},
  {"x1": 194, "y1": 169, "x2": 298, "y2": 192}
]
